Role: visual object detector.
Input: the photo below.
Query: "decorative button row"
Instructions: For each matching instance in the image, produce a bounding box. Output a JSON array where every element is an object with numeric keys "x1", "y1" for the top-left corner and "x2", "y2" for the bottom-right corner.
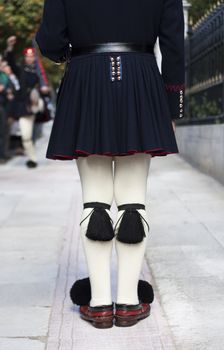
[
  {"x1": 179, "y1": 90, "x2": 184, "y2": 118},
  {"x1": 109, "y1": 55, "x2": 122, "y2": 81}
]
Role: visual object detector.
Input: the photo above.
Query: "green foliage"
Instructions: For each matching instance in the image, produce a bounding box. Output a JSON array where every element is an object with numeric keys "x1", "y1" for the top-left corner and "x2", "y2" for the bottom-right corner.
[
  {"x1": 189, "y1": 93, "x2": 222, "y2": 118},
  {"x1": 41, "y1": 58, "x2": 65, "y2": 88},
  {"x1": 0, "y1": 0, "x2": 63, "y2": 88},
  {"x1": 0, "y1": 0, "x2": 42, "y2": 52},
  {"x1": 189, "y1": 0, "x2": 218, "y2": 24}
]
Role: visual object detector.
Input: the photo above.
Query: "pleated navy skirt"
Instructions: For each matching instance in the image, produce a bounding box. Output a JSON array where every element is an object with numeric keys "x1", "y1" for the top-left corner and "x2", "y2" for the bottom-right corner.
[{"x1": 46, "y1": 51, "x2": 179, "y2": 160}]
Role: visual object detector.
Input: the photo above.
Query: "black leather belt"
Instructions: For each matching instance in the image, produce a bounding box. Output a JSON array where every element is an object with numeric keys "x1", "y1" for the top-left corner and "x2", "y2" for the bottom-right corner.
[{"x1": 71, "y1": 42, "x2": 154, "y2": 56}]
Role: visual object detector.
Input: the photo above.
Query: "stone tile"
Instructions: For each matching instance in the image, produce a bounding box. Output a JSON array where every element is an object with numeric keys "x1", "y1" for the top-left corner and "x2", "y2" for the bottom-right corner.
[
  {"x1": 0, "y1": 262, "x2": 59, "y2": 284},
  {"x1": 0, "y1": 282, "x2": 55, "y2": 307},
  {"x1": 0, "y1": 227, "x2": 63, "y2": 252},
  {"x1": 0, "y1": 338, "x2": 45, "y2": 350},
  {"x1": 146, "y1": 155, "x2": 224, "y2": 350},
  {"x1": 0, "y1": 307, "x2": 50, "y2": 337}
]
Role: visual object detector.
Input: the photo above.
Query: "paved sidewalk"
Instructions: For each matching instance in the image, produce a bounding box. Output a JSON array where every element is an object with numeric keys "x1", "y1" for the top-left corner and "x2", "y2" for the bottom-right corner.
[
  {"x1": 0, "y1": 122, "x2": 224, "y2": 349},
  {"x1": 146, "y1": 152, "x2": 224, "y2": 350}
]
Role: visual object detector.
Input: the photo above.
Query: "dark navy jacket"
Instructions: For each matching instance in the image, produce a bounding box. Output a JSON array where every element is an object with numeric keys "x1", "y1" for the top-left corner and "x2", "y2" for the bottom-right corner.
[{"x1": 36, "y1": 0, "x2": 185, "y2": 119}]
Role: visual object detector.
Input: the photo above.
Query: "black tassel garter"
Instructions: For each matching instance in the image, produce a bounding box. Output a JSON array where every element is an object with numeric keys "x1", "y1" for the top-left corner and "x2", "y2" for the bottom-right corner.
[
  {"x1": 79, "y1": 201, "x2": 114, "y2": 241},
  {"x1": 114, "y1": 203, "x2": 150, "y2": 244}
]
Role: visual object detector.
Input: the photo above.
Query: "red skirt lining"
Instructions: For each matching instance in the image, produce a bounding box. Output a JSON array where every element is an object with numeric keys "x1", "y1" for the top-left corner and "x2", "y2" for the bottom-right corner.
[{"x1": 46, "y1": 148, "x2": 178, "y2": 160}]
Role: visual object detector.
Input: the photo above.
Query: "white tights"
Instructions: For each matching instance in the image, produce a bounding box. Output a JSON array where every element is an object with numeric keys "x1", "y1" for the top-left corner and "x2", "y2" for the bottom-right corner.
[{"x1": 76, "y1": 153, "x2": 151, "y2": 306}]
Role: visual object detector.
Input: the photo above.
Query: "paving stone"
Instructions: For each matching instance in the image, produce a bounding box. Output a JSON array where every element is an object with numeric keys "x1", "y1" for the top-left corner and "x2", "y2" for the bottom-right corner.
[
  {"x1": 146, "y1": 155, "x2": 224, "y2": 350},
  {"x1": 0, "y1": 338, "x2": 45, "y2": 350},
  {"x1": 0, "y1": 307, "x2": 50, "y2": 337}
]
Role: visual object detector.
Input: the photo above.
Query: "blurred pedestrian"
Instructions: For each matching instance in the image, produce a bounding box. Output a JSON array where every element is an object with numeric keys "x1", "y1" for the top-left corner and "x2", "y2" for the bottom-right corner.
[
  {"x1": 4, "y1": 38, "x2": 44, "y2": 168},
  {"x1": 0, "y1": 60, "x2": 18, "y2": 160},
  {"x1": 0, "y1": 65, "x2": 11, "y2": 163}
]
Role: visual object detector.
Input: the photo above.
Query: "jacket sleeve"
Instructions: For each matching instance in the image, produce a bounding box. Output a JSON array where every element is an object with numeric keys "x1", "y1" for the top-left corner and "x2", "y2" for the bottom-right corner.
[
  {"x1": 4, "y1": 49, "x2": 21, "y2": 78},
  {"x1": 158, "y1": 0, "x2": 185, "y2": 120},
  {"x1": 35, "y1": 0, "x2": 70, "y2": 63}
]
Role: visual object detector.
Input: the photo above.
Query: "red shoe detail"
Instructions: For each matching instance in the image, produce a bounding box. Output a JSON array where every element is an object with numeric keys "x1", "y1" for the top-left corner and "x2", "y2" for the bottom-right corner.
[
  {"x1": 79, "y1": 303, "x2": 114, "y2": 328},
  {"x1": 114, "y1": 302, "x2": 151, "y2": 327},
  {"x1": 80, "y1": 305, "x2": 113, "y2": 318},
  {"x1": 115, "y1": 303, "x2": 150, "y2": 317}
]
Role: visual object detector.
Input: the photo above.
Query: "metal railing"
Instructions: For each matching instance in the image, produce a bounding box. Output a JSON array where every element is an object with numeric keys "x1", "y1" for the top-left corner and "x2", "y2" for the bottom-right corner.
[{"x1": 181, "y1": 0, "x2": 224, "y2": 125}]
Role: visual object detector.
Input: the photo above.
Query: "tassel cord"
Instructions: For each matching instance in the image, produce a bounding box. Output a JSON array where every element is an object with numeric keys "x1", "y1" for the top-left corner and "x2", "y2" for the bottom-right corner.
[
  {"x1": 79, "y1": 208, "x2": 95, "y2": 226},
  {"x1": 114, "y1": 210, "x2": 125, "y2": 233},
  {"x1": 79, "y1": 207, "x2": 113, "y2": 226}
]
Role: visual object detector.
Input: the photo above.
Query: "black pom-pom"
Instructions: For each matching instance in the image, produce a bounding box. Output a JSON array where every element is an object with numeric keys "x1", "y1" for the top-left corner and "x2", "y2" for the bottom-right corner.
[
  {"x1": 116, "y1": 209, "x2": 146, "y2": 243},
  {"x1": 69, "y1": 277, "x2": 91, "y2": 305},
  {"x1": 138, "y1": 279, "x2": 154, "y2": 303},
  {"x1": 69, "y1": 277, "x2": 154, "y2": 305},
  {"x1": 85, "y1": 208, "x2": 115, "y2": 241}
]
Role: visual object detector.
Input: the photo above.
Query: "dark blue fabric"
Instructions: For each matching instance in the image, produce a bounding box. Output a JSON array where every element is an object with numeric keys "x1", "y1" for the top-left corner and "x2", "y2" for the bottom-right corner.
[
  {"x1": 45, "y1": 52, "x2": 179, "y2": 160},
  {"x1": 35, "y1": 0, "x2": 185, "y2": 160}
]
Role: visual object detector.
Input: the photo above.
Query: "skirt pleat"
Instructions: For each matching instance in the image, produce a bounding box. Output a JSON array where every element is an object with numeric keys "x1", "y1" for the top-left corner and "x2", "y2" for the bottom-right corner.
[{"x1": 46, "y1": 51, "x2": 179, "y2": 160}]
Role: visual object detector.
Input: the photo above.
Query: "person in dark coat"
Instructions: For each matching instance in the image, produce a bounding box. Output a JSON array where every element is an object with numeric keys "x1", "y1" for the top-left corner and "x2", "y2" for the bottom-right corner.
[
  {"x1": 0, "y1": 60, "x2": 19, "y2": 161},
  {"x1": 0, "y1": 68, "x2": 10, "y2": 163},
  {"x1": 36, "y1": 0, "x2": 185, "y2": 328}
]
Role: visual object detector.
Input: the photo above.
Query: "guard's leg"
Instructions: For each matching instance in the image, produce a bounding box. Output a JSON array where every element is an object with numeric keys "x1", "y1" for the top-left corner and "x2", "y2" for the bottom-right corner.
[
  {"x1": 76, "y1": 155, "x2": 114, "y2": 306},
  {"x1": 113, "y1": 153, "x2": 151, "y2": 304}
]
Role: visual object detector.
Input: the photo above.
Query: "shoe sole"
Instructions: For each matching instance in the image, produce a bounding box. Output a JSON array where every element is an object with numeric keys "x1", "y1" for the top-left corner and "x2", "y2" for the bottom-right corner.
[
  {"x1": 114, "y1": 308, "x2": 150, "y2": 327},
  {"x1": 80, "y1": 313, "x2": 114, "y2": 329}
]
